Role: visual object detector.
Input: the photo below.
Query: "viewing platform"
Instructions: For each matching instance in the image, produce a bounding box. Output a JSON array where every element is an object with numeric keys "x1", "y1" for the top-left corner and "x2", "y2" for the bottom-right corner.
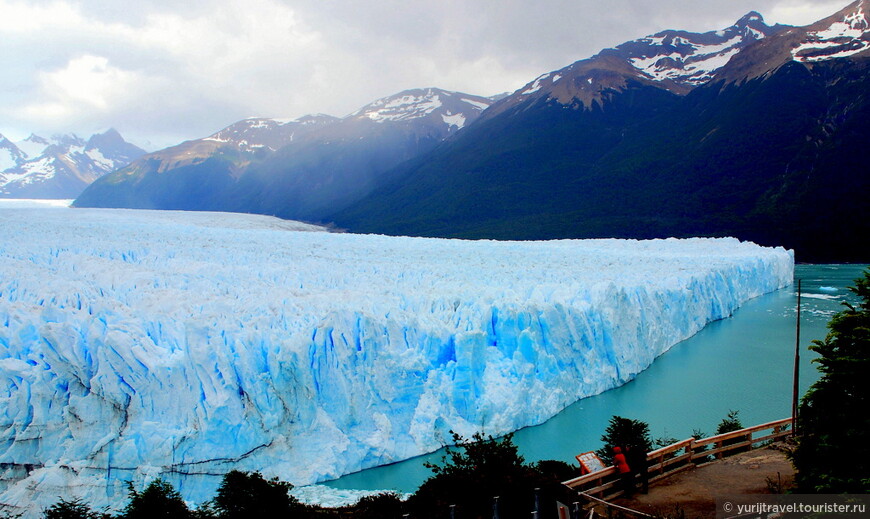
[{"x1": 563, "y1": 418, "x2": 794, "y2": 518}]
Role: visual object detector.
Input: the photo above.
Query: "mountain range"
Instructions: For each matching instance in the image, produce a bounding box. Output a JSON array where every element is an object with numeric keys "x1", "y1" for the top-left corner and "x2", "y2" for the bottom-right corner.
[
  {"x1": 332, "y1": 1, "x2": 870, "y2": 262},
  {"x1": 74, "y1": 1, "x2": 870, "y2": 262},
  {"x1": 0, "y1": 130, "x2": 145, "y2": 199},
  {"x1": 74, "y1": 89, "x2": 494, "y2": 221}
]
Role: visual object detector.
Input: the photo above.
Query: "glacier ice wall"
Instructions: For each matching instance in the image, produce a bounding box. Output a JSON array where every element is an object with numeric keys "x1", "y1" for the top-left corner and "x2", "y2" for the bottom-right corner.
[{"x1": 0, "y1": 205, "x2": 793, "y2": 514}]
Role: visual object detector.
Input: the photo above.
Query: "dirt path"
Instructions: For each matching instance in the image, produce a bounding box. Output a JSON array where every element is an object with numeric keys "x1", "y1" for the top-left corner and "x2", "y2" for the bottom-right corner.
[{"x1": 613, "y1": 445, "x2": 794, "y2": 518}]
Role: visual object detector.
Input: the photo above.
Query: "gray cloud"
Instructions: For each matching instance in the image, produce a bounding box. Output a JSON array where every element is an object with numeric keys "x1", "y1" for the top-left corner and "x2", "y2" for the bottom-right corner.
[{"x1": 0, "y1": 0, "x2": 850, "y2": 149}]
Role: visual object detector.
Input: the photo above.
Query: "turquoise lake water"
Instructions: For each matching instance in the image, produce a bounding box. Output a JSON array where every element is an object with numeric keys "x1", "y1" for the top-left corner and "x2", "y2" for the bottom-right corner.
[{"x1": 324, "y1": 264, "x2": 868, "y2": 493}]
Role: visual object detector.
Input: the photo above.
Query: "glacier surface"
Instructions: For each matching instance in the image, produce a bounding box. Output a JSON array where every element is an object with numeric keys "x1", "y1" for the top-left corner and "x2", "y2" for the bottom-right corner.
[{"x1": 0, "y1": 203, "x2": 793, "y2": 514}]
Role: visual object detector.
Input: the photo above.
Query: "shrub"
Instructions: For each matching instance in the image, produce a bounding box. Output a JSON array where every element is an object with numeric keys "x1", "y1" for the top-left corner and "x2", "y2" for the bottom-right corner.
[
  {"x1": 408, "y1": 431, "x2": 554, "y2": 519},
  {"x1": 596, "y1": 416, "x2": 652, "y2": 465},
  {"x1": 120, "y1": 479, "x2": 191, "y2": 519},
  {"x1": 211, "y1": 470, "x2": 303, "y2": 518},
  {"x1": 715, "y1": 410, "x2": 743, "y2": 435},
  {"x1": 691, "y1": 428, "x2": 711, "y2": 464},
  {"x1": 715, "y1": 410, "x2": 746, "y2": 454},
  {"x1": 792, "y1": 270, "x2": 870, "y2": 493},
  {"x1": 43, "y1": 499, "x2": 104, "y2": 519}
]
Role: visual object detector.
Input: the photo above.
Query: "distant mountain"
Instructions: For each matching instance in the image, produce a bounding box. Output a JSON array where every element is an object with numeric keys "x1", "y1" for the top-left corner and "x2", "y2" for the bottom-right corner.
[
  {"x1": 73, "y1": 116, "x2": 340, "y2": 210},
  {"x1": 225, "y1": 88, "x2": 493, "y2": 221},
  {"x1": 74, "y1": 88, "x2": 493, "y2": 220},
  {"x1": 0, "y1": 129, "x2": 146, "y2": 199},
  {"x1": 333, "y1": 2, "x2": 870, "y2": 262}
]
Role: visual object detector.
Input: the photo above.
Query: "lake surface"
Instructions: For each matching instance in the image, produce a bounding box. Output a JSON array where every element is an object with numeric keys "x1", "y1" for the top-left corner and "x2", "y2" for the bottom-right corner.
[{"x1": 324, "y1": 264, "x2": 867, "y2": 493}]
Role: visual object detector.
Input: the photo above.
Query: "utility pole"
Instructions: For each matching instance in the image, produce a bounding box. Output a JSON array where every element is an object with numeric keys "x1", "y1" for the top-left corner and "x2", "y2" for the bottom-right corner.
[{"x1": 792, "y1": 279, "x2": 802, "y2": 435}]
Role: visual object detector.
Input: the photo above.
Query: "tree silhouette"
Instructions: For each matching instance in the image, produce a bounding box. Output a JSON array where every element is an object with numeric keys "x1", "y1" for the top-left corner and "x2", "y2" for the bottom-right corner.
[
  {"x1": 793, "y1": 270, "x2": 870, "y2": 493},
  {"x1": 120, "y1": 479, "x2": 191, "y2": 519}
]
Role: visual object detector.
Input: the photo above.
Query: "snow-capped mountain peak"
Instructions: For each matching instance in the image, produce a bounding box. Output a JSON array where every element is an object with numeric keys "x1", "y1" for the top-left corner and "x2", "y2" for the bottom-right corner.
[
  {"x1": 620, "y1": 11, "x2": 780, "y2": 87},
  {"x1": 355, "y1": 88, "x2": 445, "y2": 122},
  {"x1": 13, "y1": 134, "x2": 51, "y2": 161},
  {"x1": 1, "y1": 130, "x2": 145, "y2": 199},
  {"x1": 202, "y1": 115, "x2": 339, "y2": 151},
  {"x1": 715, "y1": 0, "x2": 870, "y2": 84},
  {"x1": 482, "y1": 12, "x2": 785, "y2": 121},
  {"x1": 293, "y1": 113, "x2": 341, "y2": 126},
  {"x1": 351, "y1": 88, "x2": 493, "y2": 130}
]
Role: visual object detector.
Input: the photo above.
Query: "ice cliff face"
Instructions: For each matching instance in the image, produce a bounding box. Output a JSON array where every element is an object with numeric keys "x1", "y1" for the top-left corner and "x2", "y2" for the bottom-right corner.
[{"x1": 0, "y1": 205, "x2": 793, "y2": 515}]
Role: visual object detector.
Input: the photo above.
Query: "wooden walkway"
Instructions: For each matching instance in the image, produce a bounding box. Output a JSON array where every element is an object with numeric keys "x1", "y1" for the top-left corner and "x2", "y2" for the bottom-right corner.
[
  {"x1": 562, "y1": 418, "x2": 794, "y2": 518},
  {"x1": 613, "y1": 445, "x2": 794, "y2": 518}
]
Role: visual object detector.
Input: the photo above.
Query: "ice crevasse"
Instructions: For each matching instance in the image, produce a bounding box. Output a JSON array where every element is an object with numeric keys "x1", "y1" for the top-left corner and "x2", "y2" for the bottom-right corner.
[{"x1": 0, "y1": 206, "x2": 794, "y2": 513}]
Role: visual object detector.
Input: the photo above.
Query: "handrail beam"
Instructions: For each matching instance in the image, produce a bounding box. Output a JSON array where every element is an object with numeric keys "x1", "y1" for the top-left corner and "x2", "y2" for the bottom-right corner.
[{"x1": 562, "y1": 417, "x2": 793, "y2": 494}]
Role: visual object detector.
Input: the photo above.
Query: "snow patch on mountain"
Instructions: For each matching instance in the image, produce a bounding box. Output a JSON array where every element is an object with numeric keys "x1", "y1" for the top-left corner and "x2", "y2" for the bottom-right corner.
[
  {"x1": 461, "y1": 98, "x2": 490, "y2": 110},
  {"x1": 0, "y1": 157, "x2": 58, "y2": 190},
  {"x1": 792, "y1": 4, "x2": 870, "y2": 62},
  {"x1": 192, "y1": 116, "x2": 341, "y2": 156},
  {"x1": 522, "y1": 74, "x2": 550, "y2": 94},
  {"x1": 441, "y1": 112, "x2": 467, "y2": 129},
  {"x1": 351, "y1": 88, "x2": 492, "y2": 132},
  {"x1": 628, "y1": 21, "x2": 770, "y2": 86},
  {"x1": 358, "y1": 90, "x2": 445, "y2": 122}
]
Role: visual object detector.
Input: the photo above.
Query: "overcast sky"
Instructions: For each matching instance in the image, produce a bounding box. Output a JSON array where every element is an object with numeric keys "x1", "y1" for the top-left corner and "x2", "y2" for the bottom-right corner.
[{"x1": 0, "y1": 0, "x2": 850, "y2": 149}]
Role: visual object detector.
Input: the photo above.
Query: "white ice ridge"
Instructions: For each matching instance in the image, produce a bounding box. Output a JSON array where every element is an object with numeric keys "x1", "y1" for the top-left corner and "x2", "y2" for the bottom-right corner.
[{"x1": 0, "y1": 205, "x2": 794, "y2": 515}]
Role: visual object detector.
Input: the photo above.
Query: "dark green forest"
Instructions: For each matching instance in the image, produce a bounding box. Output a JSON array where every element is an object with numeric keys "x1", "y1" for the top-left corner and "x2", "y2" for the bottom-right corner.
[{"x1": 334, "y1": 59, "x2": 870, "y2": 263}]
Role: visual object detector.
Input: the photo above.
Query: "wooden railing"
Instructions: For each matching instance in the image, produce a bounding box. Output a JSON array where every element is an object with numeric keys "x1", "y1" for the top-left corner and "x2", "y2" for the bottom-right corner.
[{"x1": 562, "y1": 417, "x2": 792, "y2": 499}]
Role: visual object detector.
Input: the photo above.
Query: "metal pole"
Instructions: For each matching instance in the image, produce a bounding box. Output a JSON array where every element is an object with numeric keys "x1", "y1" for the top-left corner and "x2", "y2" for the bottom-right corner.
[
  {"x1": 450, "y1": 504, "x2": 456, "y2": 519},
  {"x1": 493, "y1": 496, "x2": 500, "y2": 519},
  {"x1": 792, "y1": 279, "x2": 801, "y2": 435}
]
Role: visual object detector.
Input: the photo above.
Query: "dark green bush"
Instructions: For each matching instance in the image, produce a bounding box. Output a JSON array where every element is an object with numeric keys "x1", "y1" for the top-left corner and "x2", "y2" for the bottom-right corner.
[
  {"x1": 407, "y1": 431, "x2": 569, "y2": 519},
  {"x1": 211, "y1": 470, "x2": 302, "y2": 518},
  {"x1": 120, "y1": 479, "x2": 191, "y2": 519},
  {"x1": 43, "y1": 499, "x2": 105, "y2": 519},
  {"x1": 792, "y1": 270, "x2": 870, "y2": 493},
  {"x1": 596, "y1": 416, "x2": 653, "y2": 465}
]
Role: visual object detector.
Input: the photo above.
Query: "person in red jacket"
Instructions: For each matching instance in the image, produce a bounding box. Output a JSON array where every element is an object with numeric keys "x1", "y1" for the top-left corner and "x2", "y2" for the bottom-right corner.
[{"x1": 613, "y1": 446, "x2": 634, "y2": 496}]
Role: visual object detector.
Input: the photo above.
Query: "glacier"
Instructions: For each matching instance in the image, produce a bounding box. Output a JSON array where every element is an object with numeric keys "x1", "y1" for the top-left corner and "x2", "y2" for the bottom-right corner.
[{"x1": 0, "y1": 203, "x2": 793, "y2": 515}]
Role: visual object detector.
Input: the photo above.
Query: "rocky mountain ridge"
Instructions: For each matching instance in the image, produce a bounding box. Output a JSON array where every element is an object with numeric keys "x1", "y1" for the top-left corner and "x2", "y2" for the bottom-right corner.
[
  {"x1": 73, "y1": 89, "x2": 493, "y2": 219},
  {"x1": 0, "y1": 129, "x2": 145, "y2": 199},
  {"x1": 332, "y1": 1, "x2": 870, "y2": 262}
]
